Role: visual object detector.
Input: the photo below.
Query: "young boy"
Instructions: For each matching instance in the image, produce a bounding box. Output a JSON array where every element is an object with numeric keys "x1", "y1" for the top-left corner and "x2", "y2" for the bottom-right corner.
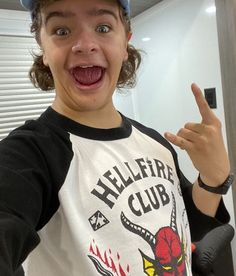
[{"x1": 0, "y1": 0, "x2": 233, "y2": 275}]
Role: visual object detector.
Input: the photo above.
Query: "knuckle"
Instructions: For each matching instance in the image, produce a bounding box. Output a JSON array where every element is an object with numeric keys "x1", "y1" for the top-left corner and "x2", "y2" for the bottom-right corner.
[
  {"x1": 195, "y1": 136, "x2": 208, "y2": 150},
  {"x1": 206, "y1": 125, "x2": 219, "y2": 138},
  {"x1": 215, "y1": 118, "x2": 222, "y2": 128},
  {"x1": 184, "y1": 122, "x2": 191, "y2": 129},
  {"x1": 177, "y1": 128, "x2": 184, "y2": 136}
]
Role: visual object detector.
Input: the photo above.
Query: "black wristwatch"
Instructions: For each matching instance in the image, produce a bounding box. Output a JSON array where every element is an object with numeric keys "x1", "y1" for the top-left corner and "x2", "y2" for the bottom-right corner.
[{"x1": 198, "y1": 174, "x2": 234, "y2": 195}]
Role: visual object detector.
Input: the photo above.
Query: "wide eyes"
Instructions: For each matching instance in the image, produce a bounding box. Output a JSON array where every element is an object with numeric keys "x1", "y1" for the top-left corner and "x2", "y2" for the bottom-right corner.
[
  {"x1": 52, "y1": 24, "x2": 111, "y2": 37},
  {"x1": 54, "y1": 27, "x2": 71, "y2": 36},
  {"x1": 96, "y1": 25, "x2": 111, "y2": 33}
]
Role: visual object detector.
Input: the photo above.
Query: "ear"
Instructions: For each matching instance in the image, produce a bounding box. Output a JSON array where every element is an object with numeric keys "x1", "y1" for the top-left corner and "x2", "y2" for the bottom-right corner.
[
  {"x1": 127, "y1": 32, "x2": 132, "y2": 41},
  {"x1": 123, "y1": 48, "x2": 129, "y2": 62},
  {"x1": 123, "y1": 32, "x2": 132, "y2": 62},
  {"x1": 42, "y1": 52, "x2": 49, "y2": 67}
]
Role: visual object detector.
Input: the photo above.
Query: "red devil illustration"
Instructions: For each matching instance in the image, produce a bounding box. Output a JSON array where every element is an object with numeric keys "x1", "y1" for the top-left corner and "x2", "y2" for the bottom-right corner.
[{"x1": 121, "y1": 193, "x2": 187, "y2": 276}]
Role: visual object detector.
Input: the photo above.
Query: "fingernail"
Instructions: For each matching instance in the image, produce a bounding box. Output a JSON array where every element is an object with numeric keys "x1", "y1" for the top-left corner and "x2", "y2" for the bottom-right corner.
[{"x1": 165, "y1": 132, "x2": 173, "y2": 139}]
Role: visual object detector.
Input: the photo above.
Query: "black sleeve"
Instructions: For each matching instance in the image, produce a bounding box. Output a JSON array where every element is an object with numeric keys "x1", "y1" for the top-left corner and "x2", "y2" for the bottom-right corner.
[
  {"x1": 179, "y1": 171, "x2": 230, "y2": 242},
  {"x1": 0, "y1": 120, "x2": 73, "y2": 275},
  {"x1": 0, "y1": 157, "x2": 42, "y2": 274}
]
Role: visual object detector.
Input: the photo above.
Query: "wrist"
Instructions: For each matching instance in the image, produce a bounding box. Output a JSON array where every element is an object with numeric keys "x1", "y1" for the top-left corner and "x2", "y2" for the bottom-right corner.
[
  {"x1": 198, "y1": 173, "x2": 234, "y2": 195},
  {"x1": 199, "y1": 171, "x2": 230, "y2": 187}
]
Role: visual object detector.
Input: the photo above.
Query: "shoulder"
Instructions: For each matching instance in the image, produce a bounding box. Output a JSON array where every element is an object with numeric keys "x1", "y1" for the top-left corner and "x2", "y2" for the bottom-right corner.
[
  {"x1": 128, "y1": 117, "x2": 177, "y2": 156},
  {"x1": 0, "y1": 111, "x2": 73, "y2": 172},
  {"x1": 2, "y1": 108, "x2": 71, "y2": 149}
]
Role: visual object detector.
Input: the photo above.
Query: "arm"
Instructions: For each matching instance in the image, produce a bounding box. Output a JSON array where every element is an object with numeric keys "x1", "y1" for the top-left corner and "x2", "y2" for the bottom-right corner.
[
  {"x1": 165, "y1": 83, "x2": 231, "y2": 217},
  {"x1": 179, "y1": 171, "x2": 230, "y2": 241},
  {"x1": 0, "y1": 129, "x2": 51, "y2": 275},
  {"x1": 0, "y1": 169, "x2": 42, "y2": 275},
  {"x1": 192, "y1": 180, "x2": 221, "y2": 217},
  {"x1": 0, "y1": 117, "x2": 73, "y2": 275}
]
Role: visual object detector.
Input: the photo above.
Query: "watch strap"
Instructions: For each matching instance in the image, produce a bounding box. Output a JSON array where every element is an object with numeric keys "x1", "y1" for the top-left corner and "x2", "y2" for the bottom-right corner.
[{"x1": 198, "y1": 174, "x2": 234, "y2": 195}]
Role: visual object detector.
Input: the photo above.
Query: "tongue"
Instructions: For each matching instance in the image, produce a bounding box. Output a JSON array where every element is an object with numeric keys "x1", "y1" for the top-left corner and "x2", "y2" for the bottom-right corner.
[{"x1": 73, "y1": 66, "x2": 103, "y2": 85}]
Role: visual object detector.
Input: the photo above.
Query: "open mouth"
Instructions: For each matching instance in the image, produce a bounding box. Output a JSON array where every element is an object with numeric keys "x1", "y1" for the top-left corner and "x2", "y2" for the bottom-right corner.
[{"x1": 70, "y1": 66, "x2": 105, "y2": 87}]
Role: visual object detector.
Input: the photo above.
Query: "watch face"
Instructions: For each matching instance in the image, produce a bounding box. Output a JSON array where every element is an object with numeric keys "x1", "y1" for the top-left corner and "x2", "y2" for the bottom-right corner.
[
  {"x1": 220, "y1": 174, "x2": 234, "y2": 194},
  {"x1": 227, "y1": 174, "x2": 235, "y2": 185}
]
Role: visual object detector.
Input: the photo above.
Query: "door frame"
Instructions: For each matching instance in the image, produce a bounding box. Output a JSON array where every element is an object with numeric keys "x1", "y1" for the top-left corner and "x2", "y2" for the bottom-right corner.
[{"x1": 215, "y1": 0, "x2": 236, "y2": 272}]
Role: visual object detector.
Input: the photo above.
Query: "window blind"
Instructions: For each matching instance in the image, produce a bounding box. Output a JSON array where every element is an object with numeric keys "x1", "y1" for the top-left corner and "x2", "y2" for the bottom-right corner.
[{"x1": 0, "y1": 35, "x2": 55, "y2": 140}]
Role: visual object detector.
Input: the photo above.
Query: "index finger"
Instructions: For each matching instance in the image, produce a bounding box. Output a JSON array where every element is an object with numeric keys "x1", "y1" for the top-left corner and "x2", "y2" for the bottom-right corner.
[{"x1": 191, "y1": 83, "x2": 216, "y2": 125}]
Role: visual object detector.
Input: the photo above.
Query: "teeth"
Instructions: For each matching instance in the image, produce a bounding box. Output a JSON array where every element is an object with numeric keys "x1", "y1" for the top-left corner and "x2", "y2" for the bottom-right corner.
[{"x1": 79, "y1": 65, "x2": 94, "y2": 68}]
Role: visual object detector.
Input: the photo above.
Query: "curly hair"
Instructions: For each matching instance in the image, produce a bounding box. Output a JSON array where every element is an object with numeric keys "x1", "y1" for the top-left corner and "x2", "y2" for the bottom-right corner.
[{"x1": 29, "y1": 0, "x2": 142, "y2": 91}]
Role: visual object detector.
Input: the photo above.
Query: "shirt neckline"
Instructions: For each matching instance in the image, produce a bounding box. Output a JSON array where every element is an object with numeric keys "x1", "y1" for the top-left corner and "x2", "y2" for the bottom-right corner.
[{"x1": 39, "y1": 107, "x2": 133, "y2": 141}]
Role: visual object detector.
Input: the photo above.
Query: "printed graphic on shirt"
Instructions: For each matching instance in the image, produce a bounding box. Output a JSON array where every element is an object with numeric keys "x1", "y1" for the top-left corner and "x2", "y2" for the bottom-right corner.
[
  {"x1": 88, "y1": 189, "x2": 189, "y2": 275},
  {"x1": 88, "y1": 240, "x2": 130, "y2": 276},
  {"x1": 121, "y1": 193, "x2": 187, "y2": 276},
  {"x1": 86, "y1": 155, "x2": 191, "y2": 275},
  {"x1": 89, "y1": 211, "x2": 110, "y2": 231},
  {"x1": 90, "y1": 157, "x2": 174, "y2": 213}
]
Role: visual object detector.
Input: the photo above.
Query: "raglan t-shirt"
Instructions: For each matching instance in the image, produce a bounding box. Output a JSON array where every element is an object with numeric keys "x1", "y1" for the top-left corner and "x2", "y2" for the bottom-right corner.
[{"x1": 0, "y1": 107, "x2": 229, "y2": 276}]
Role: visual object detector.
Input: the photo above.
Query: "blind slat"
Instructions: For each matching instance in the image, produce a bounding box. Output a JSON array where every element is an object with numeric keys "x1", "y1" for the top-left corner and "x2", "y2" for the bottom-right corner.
[
  {"x1": 0, "y1": 109, "x2": 46, "y2": 119},
  {"x1": 0, "y1": 83, "x2": 37, "y2": 90},
  {"x1": 0, "y1": 61, "x2": 33, "y2": 66},
  {"x1": 0, "y1": 103, "x2": 52, "y2": 112},
  {"x1": 0, "y1": 89, "x2": 54, "y2": 95},
  {"x1": 0, "y1": 94, "x2": 54, "y2": 100},
  {"x1": 0, "y1": 114, "x2": 40, "y2": 124},
  {"x1": 0, "y1": 35, "x2": 54, "y2": 140},
  {"x1": 0, "y1": 98, "x2": 54, "y2": 107},
  {"x1": 0, "y1": 55, "x2": 35, "y2": 61},
  {"x1": 0, "y1": 78, "x2": 32, "y2": 84},
  {"x1": 0, "y1": 72, "x2": 29, "y2": 78},
  {"x1": 0, "y1": 67, "x2": 31, "y2": 72}
]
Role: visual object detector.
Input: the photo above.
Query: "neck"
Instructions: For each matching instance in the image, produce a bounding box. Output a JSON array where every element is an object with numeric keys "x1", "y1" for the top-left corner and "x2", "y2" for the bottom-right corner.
[
  {"x1": 73, "y1": 109, "x2": 122, "y2": 129},
  {"x1": 51, "y1": 103, "x2": 122, "y2": 129}
]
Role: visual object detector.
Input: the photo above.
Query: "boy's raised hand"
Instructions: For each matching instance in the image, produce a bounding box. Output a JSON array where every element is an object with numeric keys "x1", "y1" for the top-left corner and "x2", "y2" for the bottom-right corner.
[{"x1": 165, "y1": 83, "x2": 230, "y2": 186}]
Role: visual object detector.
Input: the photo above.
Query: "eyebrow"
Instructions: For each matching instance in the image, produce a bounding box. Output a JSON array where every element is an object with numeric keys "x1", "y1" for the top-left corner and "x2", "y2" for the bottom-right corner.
[
  {"x1": 87, "y1": 8, "x2": 118, "y2": 22},
  {"x1": 44, "y1": 11, "x2": 76, "y2": 25},
  {"x1": 44, "y1": 8, "x2": 118, "y2": 26}
]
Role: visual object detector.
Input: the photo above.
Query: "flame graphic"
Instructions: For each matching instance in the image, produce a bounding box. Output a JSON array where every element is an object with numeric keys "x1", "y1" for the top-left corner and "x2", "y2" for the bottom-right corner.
[{"x1": 89, "y1": 239, "x2": 130, "y2": 276}]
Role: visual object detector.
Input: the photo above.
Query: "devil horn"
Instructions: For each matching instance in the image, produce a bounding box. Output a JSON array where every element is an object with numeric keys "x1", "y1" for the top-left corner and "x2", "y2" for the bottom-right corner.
[
  {"x1": 170, "y1": 192, "x2": 177, "y2": 233},
  {"x1": 120, "y1": 212, "x2": 156, "y2": 249}
]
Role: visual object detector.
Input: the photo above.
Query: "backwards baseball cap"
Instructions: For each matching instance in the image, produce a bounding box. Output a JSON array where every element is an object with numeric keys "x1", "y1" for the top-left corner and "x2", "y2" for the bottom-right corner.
[{"x1": 20, "y1": 0, "x2": 130, "y2": 17}]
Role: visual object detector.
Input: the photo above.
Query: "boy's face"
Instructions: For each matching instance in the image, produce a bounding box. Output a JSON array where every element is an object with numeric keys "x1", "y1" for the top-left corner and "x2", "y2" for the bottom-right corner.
[{"x1": 40, "y1": 0, "x2": 129, "y2": 120}]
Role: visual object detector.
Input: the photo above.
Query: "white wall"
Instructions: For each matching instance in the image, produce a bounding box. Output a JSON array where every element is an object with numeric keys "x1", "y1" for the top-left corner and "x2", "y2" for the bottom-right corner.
[
  {"x1": 113, "y1": 90, "x2": 136, "y2": 119},
  {"x1": 129, "y1": 0, "x2": 236, "y2": 265}
]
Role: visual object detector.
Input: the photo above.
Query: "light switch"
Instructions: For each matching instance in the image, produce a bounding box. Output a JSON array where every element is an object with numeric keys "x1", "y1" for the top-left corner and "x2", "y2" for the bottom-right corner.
[{"x1": 204, "y1": 88, "x2": 217, "y2": 109}]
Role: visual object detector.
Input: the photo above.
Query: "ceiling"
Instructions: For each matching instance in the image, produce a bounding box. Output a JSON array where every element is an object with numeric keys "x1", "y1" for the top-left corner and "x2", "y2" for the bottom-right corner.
[{"x1": 0, "y1": 0, "x2": 163, "y2": 18}]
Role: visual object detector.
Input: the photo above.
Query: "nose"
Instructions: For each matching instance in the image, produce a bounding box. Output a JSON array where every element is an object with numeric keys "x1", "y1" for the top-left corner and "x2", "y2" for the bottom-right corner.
[{"x1": 72, "y1": 31, "x2": 98, "y2": 54}]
